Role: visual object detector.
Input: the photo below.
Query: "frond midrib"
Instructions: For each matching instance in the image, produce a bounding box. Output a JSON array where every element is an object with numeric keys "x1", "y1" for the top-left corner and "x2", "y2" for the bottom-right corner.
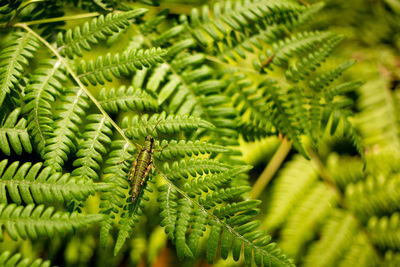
[
  {"x1": 31, "y1": 60, "x2": 62, "y2": 147},
  {"x1": 0, "y1": 32, "x2": 32, "y2": 92}
]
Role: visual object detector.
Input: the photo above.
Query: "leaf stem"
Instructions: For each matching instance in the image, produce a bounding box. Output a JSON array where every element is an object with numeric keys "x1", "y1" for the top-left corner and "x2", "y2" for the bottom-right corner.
[
  {"x1": 23, "y1": 12, "x2": 101, "y2": 26},
  {"x1": 250, "y1": 137, "x2": 292, "y2": 199},
  {"x1": 15, "y1": 23, "x2": 134, "y2": 148}
]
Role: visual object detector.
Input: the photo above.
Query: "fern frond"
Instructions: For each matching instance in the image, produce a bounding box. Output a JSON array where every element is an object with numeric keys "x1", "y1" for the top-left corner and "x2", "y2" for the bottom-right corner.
[
  {"x1": 260, "y1": 31, "x2": 337, "y2": 70},
  {"x1": 279, "y1": 184, "x2": 337, "y2": 260},
  {"x1": 77, "y1": 47, "x2": 166, "y2": 86},
  {"x1": 309, "y1": 60, "x2": 356, "y2": 91},
  {"x1": 56, "y1": 9, "x2": 147, "y2": 58},
  {"x1": 338, "y1": 233, "x2": 378, "y2": 267},
  {"x1": 99, "y1": 140, "x2": 134, "y2": 248},
  {"x1": 262, "y1": 83, "x2": 308, "y2": 157},
  {"x1": 154, "y1": 139, "x2": 229, "y2": 160},
  {"x1": 0, "y1": 108, "x2": 32, "y2": 156},
  {"x1": 303, "y1": 211, "x2": 358, "y2": 267},
  {"x1": 184, "y1": 166, "x2": 251, "y2": 197},
  {"x1": 356, "y1": 77, "x2": 400, "y2": 150},
  {"x1": 327, "y1": 153, "x2": 364, "y2": 190},
  {"x1": 71, "y1": 114, "x2": 113, "y2": 181},
  {"x1": 0, "y1": 203, "x2": 103, "y2": 241},
  {"x1": 43, "y1": 87, "x2": 89, "y2": 171},
  {"x1": 23, "y1": 59, "x2": 67, "y2": 155},
  {"x1": 368, "y1": 213, "x2": 400, "y2": 250},
  {"x1": 161, "y1": 159, "x2": 230, "y2": 181},
  {"x1": 263, "y1": 156, "x2": 318, "y2": 231},
  {"x1": 346, "y1": 173, "x2": 400, "y2": 220},
  {"x1": 0, "y1": 250, "x2": 51, "y2": 267},
  {"x1": 122, "y1": 112, "x2": 215, "y2": 139},
  {"x1": 114, "y1": 173, "x2": 156, "y2": 255},
  {"x1": 158, "y1": 181, "x2": 294, "y2": 267},
  {"x1": 0, "y1": 31, "x2": 39, "y2": 106},
  {"x1": 285, "y1": 35, "x2": 343, "y2": 82},
  {"x1": 0, "y1": 159, "x2": 112, "y2": 204},
  {"x1": 187, "y1": 0, "x2": 304, "y2": 47},
  {"x1": 98, "y1": 86, "x2": 158, "y2": 113}
]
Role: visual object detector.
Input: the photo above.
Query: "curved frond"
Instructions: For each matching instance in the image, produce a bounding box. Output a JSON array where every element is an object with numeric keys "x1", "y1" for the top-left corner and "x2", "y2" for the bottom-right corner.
[
  {"x1": 263, "y1": 156, "x2": 319, "y2": 232},
  {"x1": 187, "y1": 0, "x2": 305, "y2": 47},
  {"x1": 0, "y1": 251, "x2": 51, "y2": 267},
  {"x1": 77, "y1": 48, "x2": 166, "y2": 85},
  {"x1": 43, "y1": 87, "x2": 89, "y2": 171},
  {"x1": 23, "y1": 59, "x2": 67, "y2": 155},
  {"x1": 98, "y1": 86, "x2": 158, "y2": 113},
  {"x1": 56, "y1": 9, "x2": 147, "y2": 58},
  {"x1": 368, "y1": 213, "x2": 400, "y2": 250},
  {"x1": 99, "y1": 140, "x2": 135, "y2": 248},
  {"x1": 303, "y1": 211, "x2": 358, "y2": 267},
  {"x1": 346, "y1": 173, "x2": 400, "y2": 221},
  {"x1": 71, "y1": 114, "x2": 113, "y2": 181},
  {"x1": 0, "y1": 203, "x2": 103, "y2": 241},
  {"x1": 161, "y1": 159, "x2": 230, "y2": 181},
  {"x1": 0, "y1": 159, "x2": 112, "y2": 205},
  {"x1": 0, "y1": 31, "x2": 39, "y2": 106},
  {"x1": 122, "y1": 112, "x2": 215, "y2": 139},
  {"x1": 154, "y1": 139, "x2": 230, "y2": 160},
  {"x1": 0, "y1": 108, "x2": 32, "y2": 155},
  {"x1": 279, "y1": 184, "x2": 337, "y2": 260}
]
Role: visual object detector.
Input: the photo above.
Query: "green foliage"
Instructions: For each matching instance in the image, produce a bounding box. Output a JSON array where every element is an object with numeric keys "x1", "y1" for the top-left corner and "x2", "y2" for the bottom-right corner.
[
  {"x1": 0, "y1": 159, "x2": 112, "y2": 204},
  {"x1": 0, "y1": 250, "x2": 51, "y2": 267},
  {"x1": 77, "y1": 48, "x2": 166, "y2": 85},
  {"x1": 0, "y1": 203, "x2": 103, "y2": 241},
  {"x1": 56, "y1": 9, "x2": 148, "y2": 58},
  {"x1": 0, "y1": 108, "x2": 32, "y2": 155},
  {"x1": 0, "y1": 0, "x2": 388, "y2": 266},
  {"x1": 0, "y1": 31, "x2": 39, "y2": 107}
]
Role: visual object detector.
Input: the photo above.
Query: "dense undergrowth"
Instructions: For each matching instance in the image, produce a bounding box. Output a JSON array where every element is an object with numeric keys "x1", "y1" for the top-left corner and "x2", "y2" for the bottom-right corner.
[{"x1": 0, "y1": 0, "x2": 399, "y2": 266}]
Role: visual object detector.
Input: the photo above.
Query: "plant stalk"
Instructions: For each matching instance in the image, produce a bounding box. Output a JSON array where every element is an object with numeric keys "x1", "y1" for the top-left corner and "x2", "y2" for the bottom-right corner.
[{"x1": 250, "y1": 137, "x2": 291, "y2": 198}]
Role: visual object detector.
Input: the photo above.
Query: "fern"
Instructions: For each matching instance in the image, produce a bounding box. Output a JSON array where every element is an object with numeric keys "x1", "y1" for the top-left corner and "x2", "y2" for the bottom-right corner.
[
  {"x1": 98, "y1": 85, "x2": 158, "y2": 113},
  {"x1": 56, "y1": 9, "x2": 148, "y2": 58},
  {"x1": 71, "y1": 114, "x2": 113, "y2": 181},
  {"x1": 0, "y1": 250, "x2": 51, "y2": 267},
  {"x1": 23, "y1": 59, "x2": 67, "y2": 155},
  {"x1": 43, "y1": 87, "x2": 89, "y2": 171},
  {"x1": 0, "y1": 108, "x2": 32, "y2": 156},
  {"x1": 0, "y1": 1, "x2": 382, "y2": 266},
  {"x1": 0, "y1": 31, "x2": 39, "y2": 106},
  {"x1": 0, "y1": 203, "x2": 103, "y2": 241},
  {"x1": 77, "y1": 47, "x2": 166, "y2": 86},
  {"x1": 0, "y1": 159, "x2": 112, "y2": 204}
]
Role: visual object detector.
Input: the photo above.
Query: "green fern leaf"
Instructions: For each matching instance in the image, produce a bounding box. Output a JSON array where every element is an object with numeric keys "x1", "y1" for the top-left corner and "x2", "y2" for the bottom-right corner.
[
  {"x1": 368, "y1": 213, "x2": 400, "y2": 250},
  {"x1": 57, "y1": 9, "x2": 148, "y2": 58},
  {"x1": 0, "y1": 250, "x2": 51, "y2": 267},
  {"x1": 122, "y1": 112, "x2": 215, "y2": 139},
  {"x1": 100, "y1": 140, "x2": 135, "y2": 248},
  {"x1": 23, "y1": 59, "x2": 67, "y2": 155},
  {"x1": 0, "y1": 159, "x2": 112, "y2": 204},
  {"x1": 188, "y1": 0, "x2": 305, "y2": 47},
  {"x1": 161, "y1": 159, "x2": 230, "y2": 181},
  {"x1": 0, "y1": 203, "x2": 103, "y2": 241},
  {"x1": 114, "y1": 174, "x2": 155, "y2": 255},
  {"x1": 43, "y1": 87, "x2": 89, "y2": 171},
  {"x1": 77, "y1": 47, "x2": 166, "y2": 86},
  {"x1": 71, "y1": 114, "x2": 113, "y2": 180},
  {"x1": 98, "y1": 86, "x2": 158, "y2": 113},
  {"x1": 303, "y1": 211, "x2": 358, "y2": 267},
  {"x1": 154, "y1": 139, "x2": 229, "y2": 160},
  {"x1": 0, "y1": 32, "x2": 39, "y2": 106},
  {"x1": 0, "y1": 108, "x2": 32, "y2": 156}
]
